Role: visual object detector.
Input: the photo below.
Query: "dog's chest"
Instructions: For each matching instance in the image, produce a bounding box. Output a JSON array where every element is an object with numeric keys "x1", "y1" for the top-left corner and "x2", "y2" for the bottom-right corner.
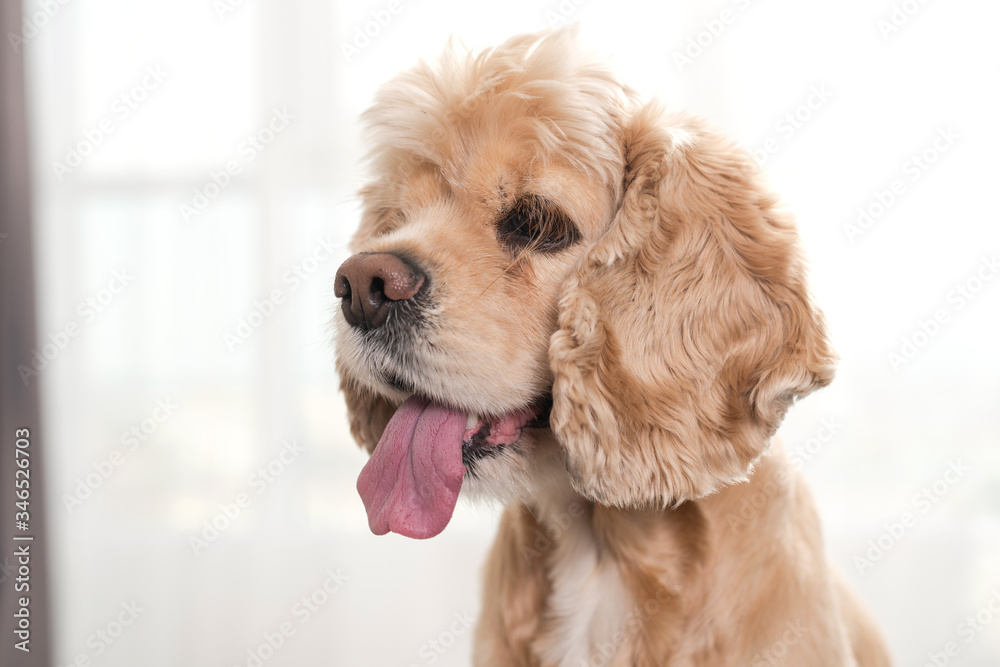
[{"x1": 536, "y1": 520, "x2": 634, "y2": 667}]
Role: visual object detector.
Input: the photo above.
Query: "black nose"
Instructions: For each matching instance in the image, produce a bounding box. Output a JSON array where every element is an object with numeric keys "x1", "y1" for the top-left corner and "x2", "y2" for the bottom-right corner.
[{"x1": 334, "y1": 252, "x2": 425, "y2": 330}]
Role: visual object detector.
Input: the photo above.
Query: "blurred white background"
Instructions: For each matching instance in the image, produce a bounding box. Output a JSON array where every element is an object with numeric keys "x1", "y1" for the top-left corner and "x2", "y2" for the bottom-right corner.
[{"x1": 20, "y1": 0, "x2": 1000, "y2": 665}]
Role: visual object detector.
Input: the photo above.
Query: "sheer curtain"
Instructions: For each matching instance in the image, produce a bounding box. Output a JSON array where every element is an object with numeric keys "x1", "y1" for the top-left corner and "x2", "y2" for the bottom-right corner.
[
  {"x1": 26, "y1": 1, "x2": 404, "y2": 665},
  {"x1": 24, "y1": 0, "x2": 1000, "y2": 665}
]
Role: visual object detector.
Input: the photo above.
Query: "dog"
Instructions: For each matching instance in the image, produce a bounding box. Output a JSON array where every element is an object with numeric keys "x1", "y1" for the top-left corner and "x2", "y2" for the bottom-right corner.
[{"x1": 333, "y1": 27, "x2": 891, "y2": 667}]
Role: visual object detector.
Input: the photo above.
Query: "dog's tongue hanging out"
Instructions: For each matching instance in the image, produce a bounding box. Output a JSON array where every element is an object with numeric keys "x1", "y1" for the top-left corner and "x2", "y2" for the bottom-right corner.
[
  {"x1": 356, "y1": 396, "x2": 467, "y2": 539},
  {"x1": 357, "y1": 395, "x2": 541, "y2": 539}
]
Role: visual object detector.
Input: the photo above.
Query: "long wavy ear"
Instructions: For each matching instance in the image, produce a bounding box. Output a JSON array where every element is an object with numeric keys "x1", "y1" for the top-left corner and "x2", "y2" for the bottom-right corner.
[
  {"x1": 338, "y1": 367, "x2": 396, "y2": 455},
  {"x1": 549, "y1": 103, "x2": 836, "y2": 507}
]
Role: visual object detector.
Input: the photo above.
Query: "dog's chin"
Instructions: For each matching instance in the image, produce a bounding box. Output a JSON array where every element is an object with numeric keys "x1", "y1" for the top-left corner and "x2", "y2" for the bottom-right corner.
[{"x1": 460, "y1": 427, "x2": 555, "y2": 504}]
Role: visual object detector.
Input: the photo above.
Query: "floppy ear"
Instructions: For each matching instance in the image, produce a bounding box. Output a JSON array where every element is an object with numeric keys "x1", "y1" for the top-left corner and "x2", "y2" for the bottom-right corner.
[
  {"x1": 338, "y1": 367, "x2": 396, "y2": 455},
  {"x1": 549, "y1": 104, "x2": 836, "y2": 507}
]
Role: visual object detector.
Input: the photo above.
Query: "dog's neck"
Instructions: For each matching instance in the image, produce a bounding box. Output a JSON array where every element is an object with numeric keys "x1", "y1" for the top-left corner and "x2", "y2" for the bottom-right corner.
[
  {"x1": 511, "y1": 436, "x2": 796, "y2": 665},
  {"x1": 519, "y1": 446, "x2": 635, "y2": 666}
]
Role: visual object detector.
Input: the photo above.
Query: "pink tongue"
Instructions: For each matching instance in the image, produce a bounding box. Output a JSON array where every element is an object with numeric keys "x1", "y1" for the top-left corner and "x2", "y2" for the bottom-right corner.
[{"x1": 356, "y1": 396, "x2": 467, "y2": 539}]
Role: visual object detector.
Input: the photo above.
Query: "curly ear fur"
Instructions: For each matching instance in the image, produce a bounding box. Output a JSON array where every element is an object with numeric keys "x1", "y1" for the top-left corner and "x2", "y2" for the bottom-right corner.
[{"x1": 549, "y1": 103, "x2": 837, "y2": 507}]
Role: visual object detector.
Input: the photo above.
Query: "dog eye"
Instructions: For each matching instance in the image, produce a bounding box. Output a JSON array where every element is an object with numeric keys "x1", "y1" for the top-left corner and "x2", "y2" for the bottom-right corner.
[{"x1": 496, "y1": 196, "x2": 579, "y2": 253}]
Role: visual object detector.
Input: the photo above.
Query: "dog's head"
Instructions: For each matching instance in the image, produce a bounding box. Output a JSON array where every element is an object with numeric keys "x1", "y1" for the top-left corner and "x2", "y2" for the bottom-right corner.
[{"x1": 334, "y1": 28, "x2": 835, "y2": 539}]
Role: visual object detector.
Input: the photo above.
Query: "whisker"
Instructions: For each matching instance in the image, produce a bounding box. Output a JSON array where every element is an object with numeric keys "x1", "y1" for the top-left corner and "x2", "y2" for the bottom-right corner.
[{"x1": 470, "y1": 251, "x2": 530, "y2": 306}]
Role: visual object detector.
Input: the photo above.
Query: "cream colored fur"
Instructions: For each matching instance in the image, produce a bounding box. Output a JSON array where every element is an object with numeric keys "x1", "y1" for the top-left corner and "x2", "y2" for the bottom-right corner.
[{"x1": 335, "y1": 27, "x2": 891, "y2": 666}]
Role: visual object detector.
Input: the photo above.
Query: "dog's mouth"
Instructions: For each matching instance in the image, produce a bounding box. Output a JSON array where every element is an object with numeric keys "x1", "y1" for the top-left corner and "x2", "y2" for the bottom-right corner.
[{"x1": 356, "y1": 393, "x2": 551, "y2": 539}]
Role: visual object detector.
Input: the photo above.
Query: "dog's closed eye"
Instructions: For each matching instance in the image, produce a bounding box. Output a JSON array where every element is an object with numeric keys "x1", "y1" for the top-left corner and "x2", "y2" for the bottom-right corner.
[{"x1": 496, "y1": 194, "x2": 580, "y2": 254}]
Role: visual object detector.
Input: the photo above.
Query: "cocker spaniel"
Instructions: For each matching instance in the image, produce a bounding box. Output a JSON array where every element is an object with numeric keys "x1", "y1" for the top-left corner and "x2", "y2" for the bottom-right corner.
[{"x1": 333, "y1": 27, "x2": 891, "y2": 667}]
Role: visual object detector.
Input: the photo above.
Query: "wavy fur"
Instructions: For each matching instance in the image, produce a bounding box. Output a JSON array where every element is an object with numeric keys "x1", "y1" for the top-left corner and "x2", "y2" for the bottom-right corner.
[{"x1": 335, "y1": 27, "x2": 890, "y2": 667}]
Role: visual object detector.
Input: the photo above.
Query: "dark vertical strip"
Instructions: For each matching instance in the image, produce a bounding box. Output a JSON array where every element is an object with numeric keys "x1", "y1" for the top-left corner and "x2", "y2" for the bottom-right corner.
[{"x1": 0, "y1": 0, "x2": 53, "y2": 665}]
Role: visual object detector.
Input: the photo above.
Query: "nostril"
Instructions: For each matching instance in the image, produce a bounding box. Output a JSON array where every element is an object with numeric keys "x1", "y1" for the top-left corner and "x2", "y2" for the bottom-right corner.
[
  {"x1": 334, "y1": 251, "x2": 426, "y2": 330},
  {"x1": 335, "y1": 275, "x2": 352, "y2": 300},
  {"x1": 378, "y1": 268, "x2": 424, "y2": 302},
  {"x1": 370, "y1": 277, "x2": 386, "y2": 300}
]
